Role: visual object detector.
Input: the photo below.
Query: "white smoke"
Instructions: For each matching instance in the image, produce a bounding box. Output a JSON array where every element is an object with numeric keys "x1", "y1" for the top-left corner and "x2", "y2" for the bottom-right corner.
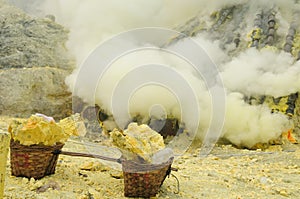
[
  {"x1": 223, "y1": 93, "x2": 291, "y2": 148},
  {"x1": 222, "y1": 49, "x2": 300, "y2": 98},
  {"x1": 10, "y1": 0, "x2": 299, "y2": 148},
  {"x1": 40, "y1": 0, "x2": 214, "y2": 65}
]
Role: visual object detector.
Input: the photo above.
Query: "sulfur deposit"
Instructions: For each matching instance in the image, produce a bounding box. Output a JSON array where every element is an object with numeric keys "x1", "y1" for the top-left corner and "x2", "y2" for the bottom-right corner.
[
  {"x1": 110, "y1": 123, "x2": 165, "y2": 163},
  {"x1": 0, "y1": 130, "x2": 10, "y2": 198},
  {"x1": 58, "y1": 113, "x2": 86, "y2": 137},
  {"x1": 8, "y1": 113, "x2": 85, "y2": 146}
]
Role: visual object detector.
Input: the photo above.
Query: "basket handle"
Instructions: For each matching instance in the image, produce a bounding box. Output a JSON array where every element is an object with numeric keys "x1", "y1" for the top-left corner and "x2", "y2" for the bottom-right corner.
[{"x1": 53, "y1": 149, "x2": 122, "y2": 164}]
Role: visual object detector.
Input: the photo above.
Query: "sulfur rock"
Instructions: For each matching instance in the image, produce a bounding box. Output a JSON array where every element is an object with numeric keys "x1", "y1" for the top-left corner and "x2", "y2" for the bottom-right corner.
[
  {"x1": 58, "y1": 113, "x2": 86, "y2": 136},
  {"x1": 8, "y1": 113, "x2": 85, "y2": 146},
  {"x1": 110, "y1": 123, "x2": 165, "y2": 163}
]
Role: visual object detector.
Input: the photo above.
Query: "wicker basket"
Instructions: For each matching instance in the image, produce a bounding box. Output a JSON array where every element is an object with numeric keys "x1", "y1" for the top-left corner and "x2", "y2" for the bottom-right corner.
[
  {"x1": 10, "y1": 140, "x2": 64, "y2": 179},
  {"x1": 51, "y1": 150, "x2": 176, "y2": 197},
  {"x1": 122, "y1": 157, "x2": 173, "y2": 198}
]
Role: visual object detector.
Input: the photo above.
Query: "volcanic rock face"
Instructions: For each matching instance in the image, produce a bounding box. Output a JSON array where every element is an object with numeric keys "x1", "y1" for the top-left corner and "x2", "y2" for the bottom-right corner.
[
  {"x1": 173, "y1": 4, "x2": 300, "y2": 143},
  {"x1": 0, "y1": 2, "x2": 71, "y2": 69},
  {"x1": 0, "y1": 2, "x2": 74, "y2": 119},
  {"x1": 0, "y1": 67, "x2": 71, "y2": 118}
]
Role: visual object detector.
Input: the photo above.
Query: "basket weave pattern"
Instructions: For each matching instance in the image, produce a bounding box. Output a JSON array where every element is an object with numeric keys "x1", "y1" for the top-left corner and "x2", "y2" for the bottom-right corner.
[
  {"x1": 122, "y1": 157, "x2": 173, "y2": 198},
  {"x1": 10, "y1": 140, "x2": 64, "y2": 179}
]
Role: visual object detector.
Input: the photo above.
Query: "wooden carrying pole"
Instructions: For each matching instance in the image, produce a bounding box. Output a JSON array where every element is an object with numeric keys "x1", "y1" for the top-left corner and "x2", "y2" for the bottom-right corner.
[
  {"x1": 53, "y1": 150, "x2": 178, "y2": 172},
  {"x1": 54, "y1": 150, "x2": 122, "y2": 163},
  {"x1": 0, "y1": 130, "x2": 10, "y2": 199}
]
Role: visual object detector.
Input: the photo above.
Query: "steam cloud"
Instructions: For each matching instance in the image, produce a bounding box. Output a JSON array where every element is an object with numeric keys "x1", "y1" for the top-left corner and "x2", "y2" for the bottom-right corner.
[{"x1": 9, "y1": 0, "x2": 300, "y2": 148}]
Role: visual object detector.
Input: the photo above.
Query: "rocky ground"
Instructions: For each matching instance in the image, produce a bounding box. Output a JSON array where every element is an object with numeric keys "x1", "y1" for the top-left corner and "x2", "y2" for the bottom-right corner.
[
  {"x1": 1, "y1": 2, "x2": 300, "y2": 198},
  {"x1": 1, "y1": 117, "x2": 300, "y2": 199}
]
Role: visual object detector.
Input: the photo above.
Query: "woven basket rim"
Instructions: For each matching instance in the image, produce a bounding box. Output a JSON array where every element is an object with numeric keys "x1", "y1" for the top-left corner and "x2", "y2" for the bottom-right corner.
[
  {"x1": 122, "y1": 156, "x2": 173, "y2": 173},
  {"x1": 10, "y1": 139, "x2": 64, "y2": 151}
]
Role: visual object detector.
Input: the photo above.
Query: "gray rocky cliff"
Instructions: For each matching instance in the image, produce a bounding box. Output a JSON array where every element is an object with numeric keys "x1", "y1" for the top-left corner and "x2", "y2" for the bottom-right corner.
[{"x1": 0, "y1": 2, "x2": 74, "y2": 119}]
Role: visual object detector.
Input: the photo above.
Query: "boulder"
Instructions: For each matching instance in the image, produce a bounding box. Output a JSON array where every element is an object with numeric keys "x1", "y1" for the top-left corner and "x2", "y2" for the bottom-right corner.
[{"x1": 0, "y1": 67, "x2": 72, "y2": 118}]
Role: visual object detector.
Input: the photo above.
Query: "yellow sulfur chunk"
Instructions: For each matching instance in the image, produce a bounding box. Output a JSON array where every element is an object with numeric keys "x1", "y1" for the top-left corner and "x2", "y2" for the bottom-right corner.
[
  {"x1": 58, "y1": 113, "x2": 85, "y2": 136},
  {"x1": 8, "y1": 114, "x2": 85, "y2": 146},
  {"x1": 111, "y1": 123, "x2": 165, "y2": 163}
]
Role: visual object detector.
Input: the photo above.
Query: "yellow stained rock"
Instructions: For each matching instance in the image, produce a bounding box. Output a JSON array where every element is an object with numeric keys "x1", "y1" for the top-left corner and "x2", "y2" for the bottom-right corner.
[
  {"x1": 80, "y1": 161, "x2": 109, "y2": 172},
  {"x1": 58, "y1": 113, "x2": 86, "y2": 137},
  {"x1": 292, "y1": 33, "x2": 300, "y2": 58},
  {"x1": 111, "y1": 123, "x2": 165, "y2": 162},
  {"x1": 8, "y1": 113, "x2": 84, "y2": 146},
  {"x1": 0, "y1": 130, "x2": 10, "y2": 199}
]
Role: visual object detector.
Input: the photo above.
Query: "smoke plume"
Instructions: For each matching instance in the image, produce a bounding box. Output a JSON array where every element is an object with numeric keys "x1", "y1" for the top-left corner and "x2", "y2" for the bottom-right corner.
[{"x1": 9, "y1": 0, "x2": 300, "y2": 148}]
